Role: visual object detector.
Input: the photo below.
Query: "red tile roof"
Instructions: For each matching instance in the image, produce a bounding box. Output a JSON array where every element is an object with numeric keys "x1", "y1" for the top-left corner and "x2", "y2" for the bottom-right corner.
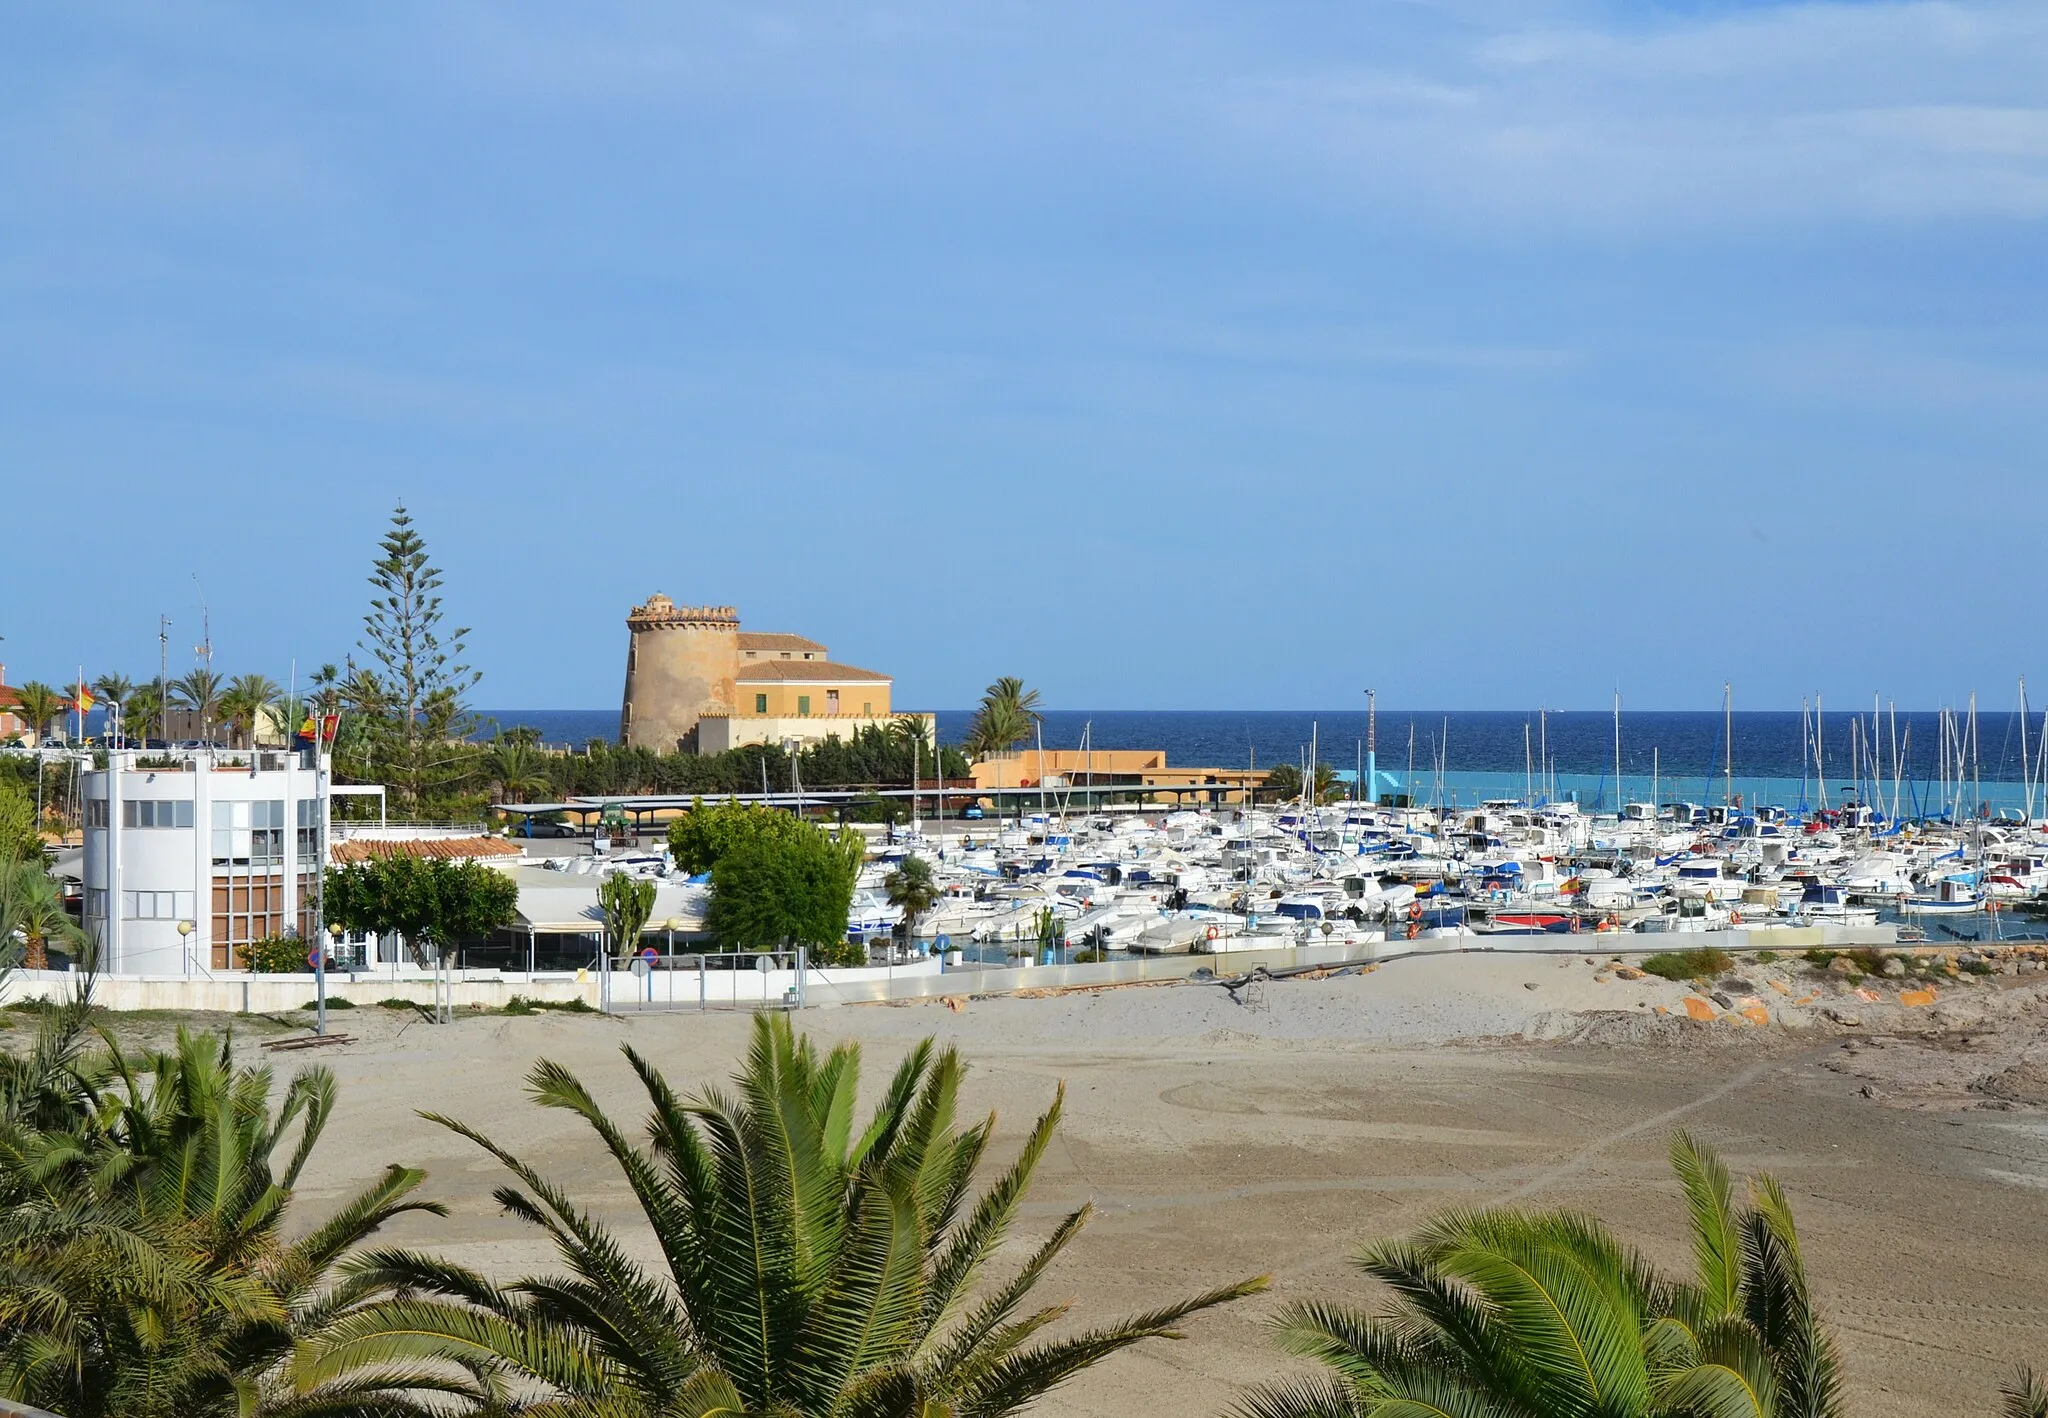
[{"x1": 330, "y1": 835, "x2": 521, "y2": 864}]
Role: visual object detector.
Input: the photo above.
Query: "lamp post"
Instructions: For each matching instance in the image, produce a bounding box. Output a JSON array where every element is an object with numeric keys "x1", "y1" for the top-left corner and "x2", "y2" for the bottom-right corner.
[{"x1": 176, "y1": 919, "x2": 195, "y2": 978}]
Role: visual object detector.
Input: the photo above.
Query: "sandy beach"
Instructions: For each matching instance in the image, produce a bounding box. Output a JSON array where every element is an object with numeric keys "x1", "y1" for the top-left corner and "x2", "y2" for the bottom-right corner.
[{"x1": 212, "y1": 952, "x2": 2048, "y2": 1414}]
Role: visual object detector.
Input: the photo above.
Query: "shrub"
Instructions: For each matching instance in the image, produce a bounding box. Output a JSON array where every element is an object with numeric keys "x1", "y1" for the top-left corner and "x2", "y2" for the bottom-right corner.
[
  {"x1": 1803, "y1": 948, "x2": 1836, "y2": 967},
  {"x1": 1639, "y1": 947, "x2": 1734, "y2": 982},
  {"x1": 502, "y1": 994, "x2": 596, "y2": 1015},
  {"x1": 1754, "y1": 950, "x2": 1778, "y2": 963},
  {"x1": 298, "y1": 996, "x2": 355, "y2": 1009},
  {"x1": 1844, "y1": 947, "x2": 1888, "y2": 976},
  {"x1": 376, "y1": 997, "x2": 420, "y2": 1010},
  {"x1": 239, "y1": 935, "x2": 312, "y2": 974}
]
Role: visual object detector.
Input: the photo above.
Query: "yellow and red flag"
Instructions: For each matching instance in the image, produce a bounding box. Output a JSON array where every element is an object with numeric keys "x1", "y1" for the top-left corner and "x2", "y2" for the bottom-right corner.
[{"x1": 70, "y1": 683, "x2": 95, "y2": 714}]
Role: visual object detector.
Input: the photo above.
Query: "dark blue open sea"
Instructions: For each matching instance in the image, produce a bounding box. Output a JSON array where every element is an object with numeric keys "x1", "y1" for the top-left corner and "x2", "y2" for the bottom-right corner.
[{"x1": 477, "y1": 708, "x2": 2047, "y2": 816}]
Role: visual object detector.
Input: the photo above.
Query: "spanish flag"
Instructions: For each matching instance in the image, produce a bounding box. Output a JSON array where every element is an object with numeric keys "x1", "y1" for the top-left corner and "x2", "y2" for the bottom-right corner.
[{"x1": 71, "y1": 684, "x2": 95, "y2": 714}]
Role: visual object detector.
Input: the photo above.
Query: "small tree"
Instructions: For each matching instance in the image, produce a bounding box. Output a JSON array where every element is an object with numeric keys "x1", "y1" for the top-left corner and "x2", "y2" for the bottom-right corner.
[
  {"x1": 667, "y1": 797, "x2": 810, "y2": 875},
  {"x1": 706, "y1": 824, "x2": 864, "y2": 965},
  {"x1": 324, "y1": 855, "x2": 518, "y2": 965},
  {"x1": 597, "y1": 871, "x2": 656, "y2": 963},
  {"x1": 884, "y1": 853, "x2": 939, "y2": 940},
  {"x1": 0, "y1": 778, "x2": 42, "y2": 863}
]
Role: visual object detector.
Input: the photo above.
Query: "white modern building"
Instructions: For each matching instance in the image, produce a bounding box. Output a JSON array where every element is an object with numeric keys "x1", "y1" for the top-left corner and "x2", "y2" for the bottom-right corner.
[{"x1": 80, "y1": 748, "x2": 370, "y2": 975}]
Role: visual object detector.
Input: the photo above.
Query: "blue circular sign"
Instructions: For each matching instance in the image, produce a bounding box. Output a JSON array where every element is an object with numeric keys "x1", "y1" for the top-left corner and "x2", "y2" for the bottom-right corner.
[{"x1": 933, "y1": 934, "x2": 952, "y2": 949}]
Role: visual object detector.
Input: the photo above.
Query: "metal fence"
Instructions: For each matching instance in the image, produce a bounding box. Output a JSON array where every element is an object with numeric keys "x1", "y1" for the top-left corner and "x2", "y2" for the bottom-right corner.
[{"x1": 599, "y1": 947, "x2": 810, "y2": 1014}]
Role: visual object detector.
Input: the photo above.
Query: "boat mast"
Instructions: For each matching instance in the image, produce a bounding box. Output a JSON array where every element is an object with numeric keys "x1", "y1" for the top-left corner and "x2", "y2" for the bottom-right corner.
[
  {"x1": 1800, "y1": 695, "x2": 1810, "y2": 815},
  {"x1": 1815, "y1": 692, "x2": 1825, "y2": 811},
  {"x1": 1613, "y1": 689, "x2": 1622, "y2": 817},
  {"x1": 2020, "y1": 678, "x2": 2032, "y2": 825},
  {"x1": 1525, "y1": 720, "x2": 1533, "y2": 804},
  {"x1": 1723, "y1": 682, "x2": 1734, "y2": 809}
]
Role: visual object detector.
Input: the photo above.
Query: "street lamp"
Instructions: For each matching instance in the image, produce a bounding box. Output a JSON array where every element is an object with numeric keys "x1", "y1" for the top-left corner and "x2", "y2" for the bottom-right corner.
[{"x1": 176, "y1": 920, "x2": 195, "y2": 979}]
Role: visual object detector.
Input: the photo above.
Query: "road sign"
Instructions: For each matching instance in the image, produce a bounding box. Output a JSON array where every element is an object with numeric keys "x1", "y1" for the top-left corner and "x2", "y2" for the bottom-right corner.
[{"x1": 933, "y1": 934, "x2": 951, "y2": 950}]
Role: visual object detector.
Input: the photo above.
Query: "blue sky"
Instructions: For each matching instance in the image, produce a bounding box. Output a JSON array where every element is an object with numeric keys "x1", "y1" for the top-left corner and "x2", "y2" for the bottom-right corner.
[{"x1": 4, "y1": 2, "x2": 2045, "y2": 712}]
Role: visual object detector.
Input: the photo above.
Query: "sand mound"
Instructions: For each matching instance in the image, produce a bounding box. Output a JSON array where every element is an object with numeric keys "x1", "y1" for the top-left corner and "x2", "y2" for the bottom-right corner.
[{"x1": 1971, "y1": 1054, "x2": 2048, "y2": 1106}]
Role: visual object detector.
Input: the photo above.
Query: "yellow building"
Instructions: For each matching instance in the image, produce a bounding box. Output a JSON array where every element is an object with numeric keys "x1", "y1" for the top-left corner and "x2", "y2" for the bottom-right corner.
[{"x1": 619, "y1": 595, "x2": 930, "y2": 754}]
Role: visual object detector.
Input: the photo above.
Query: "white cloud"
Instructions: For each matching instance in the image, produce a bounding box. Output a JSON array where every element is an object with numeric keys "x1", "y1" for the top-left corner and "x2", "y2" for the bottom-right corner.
[{"x1": 1219, "y1": 2, "x2": 2048, "y2": 228}]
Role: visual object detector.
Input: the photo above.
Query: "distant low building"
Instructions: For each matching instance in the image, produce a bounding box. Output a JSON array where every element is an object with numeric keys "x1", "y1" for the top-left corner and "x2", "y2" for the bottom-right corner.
[
  {"x1": 969, "y1": 747, "x2": 1263, "y2": 805},
  {"x1": 0, "y1": 665, "x2": 24, "y2": 741},
  {"x1": 618, "y1": 594, "x2": 932, "y2": 754}
]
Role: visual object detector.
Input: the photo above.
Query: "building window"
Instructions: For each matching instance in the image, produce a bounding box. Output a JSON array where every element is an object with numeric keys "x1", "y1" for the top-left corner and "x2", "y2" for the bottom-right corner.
[
  {"x1": 826, "y1": 690, "x2": 839, "y2": 714},
  {"x1": 213, "y1": 800, "x2": 285, "y2": 866},
  {"x1": 862, "y1": 702, "x2": 872, "y2": 717},
  {"x1": 85, "y1": 888, "x2": 109, "y2": 919},
  {"x1": 755, "y1": 693, "x2": 768, "y2": 714},
  {"x1": 122, "y1": 799, "x2": 194, "y2": 829},
  {"x1": 123, "y1": 890, "x2": 196, "y2": 920},
  {"x1": 86, "y1": 799, "x2": 108, "y2": 827},
  {"x1": 797, "y1": 695, "x2": 810, "y2": 717}
]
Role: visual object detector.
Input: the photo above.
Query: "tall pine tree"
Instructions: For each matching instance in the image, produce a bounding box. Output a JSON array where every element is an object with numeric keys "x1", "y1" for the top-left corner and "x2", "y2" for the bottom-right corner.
[{"x1": 356, "y1": 504, "x2": 480, "y2": 816}]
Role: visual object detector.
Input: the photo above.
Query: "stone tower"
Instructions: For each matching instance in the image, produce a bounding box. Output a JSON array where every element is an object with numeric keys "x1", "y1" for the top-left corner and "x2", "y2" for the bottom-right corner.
[{"x1": 619, "y1": 595, "x2": 740, "y2": 751}]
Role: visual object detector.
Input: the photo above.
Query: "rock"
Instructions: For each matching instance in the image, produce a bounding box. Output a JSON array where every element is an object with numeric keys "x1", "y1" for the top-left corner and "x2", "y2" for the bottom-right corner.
[
  {"x1": 1615, "y1": 966, "x2": 1645, "y2": 981},
  {"x1": 1822, "y1": 1007, "x2": 1862, "y2": 1026},
  {"x1": 1882, "y1": 957, "x2": 1907, "y2": 978},
  {"x1": 1719, "y1": 977, "x2": 1758, "y2": 994},
  {"x1": 1710, "y1": 991, "x2": 1735, "y2": 1010},
  {"x1": 2022, "y1": 960, "x2": 2042, "y2": 974},
  {"x1": 1858, "y1": 1083, "x2": 1883, "y2": 1100},
  {"x1": 1594, "y1": 973, "x2": 1611, "y2": 983},
  {"x1": 1524, "y1": 982, "x2": 1540, "y2": 990},
  {"x1": 1829, "y1": 956, "x2": 1859, "y2": 975}
]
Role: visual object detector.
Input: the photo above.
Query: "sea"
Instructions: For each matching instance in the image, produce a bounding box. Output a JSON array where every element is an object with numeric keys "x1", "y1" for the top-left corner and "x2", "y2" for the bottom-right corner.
[{"x1": 475, "y1": 708, "x2": 2048, "y2": 818}]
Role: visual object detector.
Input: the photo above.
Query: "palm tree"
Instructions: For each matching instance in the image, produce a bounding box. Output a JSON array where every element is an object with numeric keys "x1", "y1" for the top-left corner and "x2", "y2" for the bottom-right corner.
[
  {"x1": 91, "y1": 674, "x2": 134, "y2": 743},
  {"x1": 0, "y1": 1027, "x2": 457, "y2": 1418},
  {"x1": 1236, "y1": 1130, "x2": 1843, "y2": 1418},
  {"x1": 125, "y1": 682, "x2": 165, "y2": 745},
  {"x1": 963, "y1": 677, "x2": 1043, "y2": 759},
  {"x1": 884, "y1": 853, "x2": 940, "y2": 941},
  {"x1": 887, "y1": 714, "x2": 935, "y2": 779},
  {"x1": 170, "y1": 669, "x2": 225, "y2": 740},
  {"x1": 12, "y1": 682, "x2": 64, "y2": 743},
  {"x1": 307, "y1": 1016, "x2": 1265, "y2": 1415},
  {"x1": 2009, "y1": 1371, "x2": 2048, "y2": 1418},
  {"x1": 219, "y1": 673, "x2": 282, "y2": 748},
  {"x1": 0, "y1": 862, "x2": 83, "y2": 970},
  {"x1": 484, "y1": 734, "x2": 553, "y2": 804}
]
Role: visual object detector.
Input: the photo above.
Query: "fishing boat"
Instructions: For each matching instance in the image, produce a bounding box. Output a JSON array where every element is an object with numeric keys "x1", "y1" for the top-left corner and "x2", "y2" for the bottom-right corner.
[{"x1": 1902, "y1": 878, "x2": 1985, "y2": 915}]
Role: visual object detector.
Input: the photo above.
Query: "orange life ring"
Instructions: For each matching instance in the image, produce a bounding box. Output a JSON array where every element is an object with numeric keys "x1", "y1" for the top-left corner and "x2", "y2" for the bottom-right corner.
[
  {"x1": 1407, "y1": 902, "x2": 1423, "y2": 921},
  {"x1": 1730, "y1": 911, "x2": 1743, "y2": 925},
  {"x1": 1204, "y1": 924, "x2": 1220, "y2": 941},
  {"x1": 1569, "y1": 916, "x2": 1582, "y2": 934},
  {"x1": 1406, "y1": 922, "x2": 1420, "y2": 940}
]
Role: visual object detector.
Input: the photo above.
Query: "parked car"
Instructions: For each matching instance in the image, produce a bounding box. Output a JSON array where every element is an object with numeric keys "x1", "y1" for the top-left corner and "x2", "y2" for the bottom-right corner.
[{"x1": 521, "y1": 818, "x2": 580, "y2": 838}]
